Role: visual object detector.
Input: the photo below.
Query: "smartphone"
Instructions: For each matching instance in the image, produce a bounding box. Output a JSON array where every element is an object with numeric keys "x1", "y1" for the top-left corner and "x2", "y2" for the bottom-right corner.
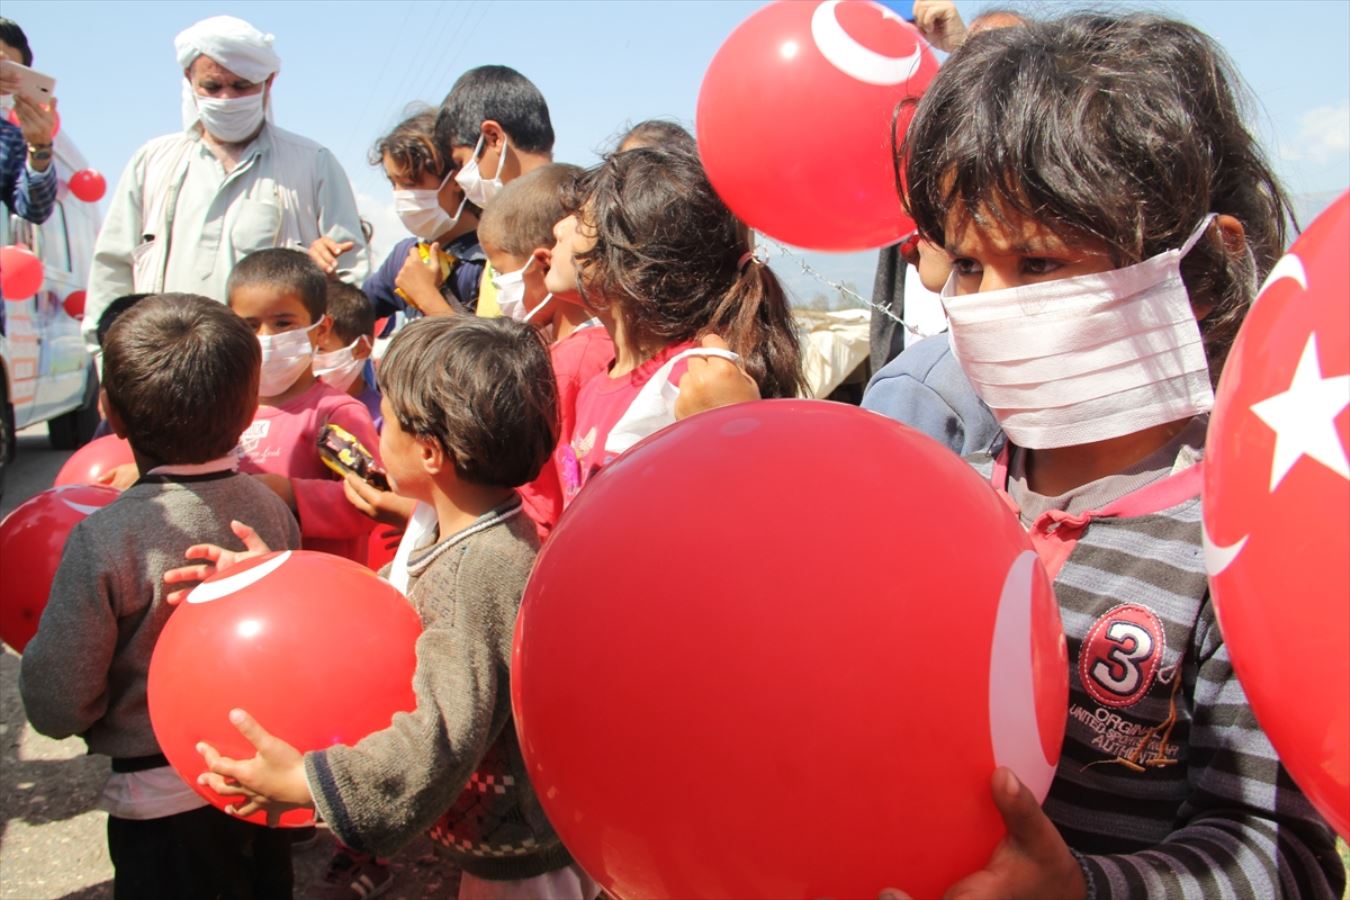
[
  {"x1": 0, "y1": 60, "x2": 56, "y2": 104},
  {"x1": 317, "y1": 423, "x2": 390, "y2": 491}
]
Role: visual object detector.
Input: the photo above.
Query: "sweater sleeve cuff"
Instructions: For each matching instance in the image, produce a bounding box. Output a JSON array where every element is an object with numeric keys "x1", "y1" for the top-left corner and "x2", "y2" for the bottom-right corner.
[
  {"x1": 303, "y1": 749, "x2": 366, "y2": 853},
  {"x1": 1070, "y1": 849, "x2": 1100, "y2": 900}
]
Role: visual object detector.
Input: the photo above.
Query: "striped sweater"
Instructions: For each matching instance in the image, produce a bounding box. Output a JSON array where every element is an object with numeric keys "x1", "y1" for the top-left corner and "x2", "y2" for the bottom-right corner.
[{"x1": 971, "y1": 434, "x2": 1345, "y2": 898}]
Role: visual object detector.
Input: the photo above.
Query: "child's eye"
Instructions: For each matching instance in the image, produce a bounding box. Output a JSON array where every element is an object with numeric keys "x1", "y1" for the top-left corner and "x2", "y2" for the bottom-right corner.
[
  {"x1": 952, "y1": 257, "x2": 982, "y2": 277},
  {"x1": 1022, "y1": 258, "x2": 1063, "y2": 277}
]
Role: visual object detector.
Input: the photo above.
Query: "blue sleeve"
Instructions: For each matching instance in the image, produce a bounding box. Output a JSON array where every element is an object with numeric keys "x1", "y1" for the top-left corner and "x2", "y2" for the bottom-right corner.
[
  {"x1": 363, "y1": 237, "x2": 415, "y2": 319},
  {"x1": 452, "y1": 258, "x2": 484, "y2": 308},
  {"x1": 1, "y1": 121, "x2": 56, "y2": 224},
  {"x1": 863, "y1": 371, "x2": 969, "y2": 455}
]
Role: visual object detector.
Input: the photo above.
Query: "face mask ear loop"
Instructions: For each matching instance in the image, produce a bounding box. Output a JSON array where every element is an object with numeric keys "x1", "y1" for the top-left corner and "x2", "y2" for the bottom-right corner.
[{"x1": 523, "y1": 293, "x2": 553, "y2": 325}]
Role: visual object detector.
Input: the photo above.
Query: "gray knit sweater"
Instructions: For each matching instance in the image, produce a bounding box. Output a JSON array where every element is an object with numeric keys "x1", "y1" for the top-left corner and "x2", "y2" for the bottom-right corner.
[
  {"x1": 304, "y1": 499, "x2": 572, "y2": 880},
  {"x1": 20, "y1": 471, "x2": 301, "y2": 758}
]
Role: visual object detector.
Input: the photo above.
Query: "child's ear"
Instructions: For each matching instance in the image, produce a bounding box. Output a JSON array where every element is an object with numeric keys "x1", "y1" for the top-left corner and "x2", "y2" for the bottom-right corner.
[
  {"x1": 1214, "y1": 214, "x2": 1246, "y2": 257},
  {"x1": 353, "y1": 335, "x2": 373, "y2": 360},
  {"x1": 311, "y1": 314, "x2": 333, "y2": 346},
  {"x1": 532, "y1": 247, "x2": 552, "y2": 275},
  {"x1": 482, "y1": 120, "x2": 507, "y2": 151},
  {"x1": 102, "y1": 391, "x2": 129, "y2": 439},
  {"x1": 419, "y1": 436, "x2": 446, "y2": 477}
]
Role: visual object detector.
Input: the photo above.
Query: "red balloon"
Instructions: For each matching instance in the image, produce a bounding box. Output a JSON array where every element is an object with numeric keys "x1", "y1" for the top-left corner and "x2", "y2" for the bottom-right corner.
[
  {"x1": 366, "y1": 524, "x2": 402, "y2": 571},
  {"x1": 1, "y1": 244, "x2": 44, "y2": 301},
  {"x1": 6, "y1": 104, "x2": 58, "y2": 137},
  {"x1": 148, "y1": 550, "x2": 421, "y2": 827},
  {"x1": 63, "y1": 289, "x2": 86, "y2": 319},
  {"x1": 696, "y1": 0, "x2": 938, "y2": 251},
  {"x1": 0, "y1": 484, "x2": 120, "y2": 652},
  {"x1": 1203, "y1": 191, "x2": 1350, "y2": 839},
  {"x1": 68, "y1": 169, "x2": 106, "y2": 203},
  {"x1": 53, "y1": 434, "x2": 134, "y2": 487},
  {"x1": 513, "y1": 400, "x2": 1068, "y2": 898}
]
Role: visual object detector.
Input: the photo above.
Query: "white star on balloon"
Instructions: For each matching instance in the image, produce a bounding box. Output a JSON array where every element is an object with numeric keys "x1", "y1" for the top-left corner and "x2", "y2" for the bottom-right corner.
[{"x1": 1250, "y1": 333, "x2": 1350, "y2": 492}]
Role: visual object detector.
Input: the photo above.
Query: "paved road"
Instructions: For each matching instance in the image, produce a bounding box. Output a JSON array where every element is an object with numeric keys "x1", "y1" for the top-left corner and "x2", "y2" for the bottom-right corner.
[{"x1": 0, "y1": 426, "x2": 450, "y2": 899}]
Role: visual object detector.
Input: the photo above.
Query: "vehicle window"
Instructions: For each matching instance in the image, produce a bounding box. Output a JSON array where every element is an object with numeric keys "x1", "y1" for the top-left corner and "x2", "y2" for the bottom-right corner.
[{"x1": 38, "y1": 201, "x2": 72, "y2": 271}]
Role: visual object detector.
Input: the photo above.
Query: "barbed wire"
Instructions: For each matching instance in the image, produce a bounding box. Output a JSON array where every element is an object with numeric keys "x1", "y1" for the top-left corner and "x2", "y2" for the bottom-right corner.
[{"x1": 757, "y1": 235, "x2": 940, "y2": 339}]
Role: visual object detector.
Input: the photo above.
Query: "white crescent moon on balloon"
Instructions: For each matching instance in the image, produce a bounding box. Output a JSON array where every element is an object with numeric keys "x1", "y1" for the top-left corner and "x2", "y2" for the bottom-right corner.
[
  {"x1": 988, "y1": 550, "x2": 1058, "y2": 802},
  {"x1": 1201, "y1": 520, "x2": 1248, "y2": 576},
  {"x1": 187, "y1": 550, "x2": 292, "y2": 604},
  {"x1": 1256, "y1": 253, "x2": 1307, "y2": 298},
  {"x1": 810, "y1": 0, "x2": 924, "y2": 86},
  {"x1": 61, "y1": 499, "x2": 105, "y2": 516}
]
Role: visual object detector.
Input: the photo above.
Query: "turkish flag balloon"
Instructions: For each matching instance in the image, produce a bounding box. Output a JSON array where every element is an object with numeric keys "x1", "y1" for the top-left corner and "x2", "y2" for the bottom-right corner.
[
  {"x1": 1, "y1": 244, "x2": 44, "y2": 300},
  {"x1": 513, "y1": 400, "x2": 1068, "y2": 898},
  {"x1": 1203, "y1": 191, "x2": 1350, "y2": 838},
  {"x1": 53, "y1": 435, "x2": 135, "y2": 487},
  {"x1": 0, "y1": 485, "x2": 120, "y2": 652},
  {"x1": 6, "y1": 105, "x2": 58, "y2": 137},
  {"x1": 148, "y1": 551, "x2": 421, "y2": 827},
  {"x1": 68, "y1": 169, "x2": 106, "y2": 203},
  {"x1": 63, "y1": 289, "x2": 86, "y2": 319},
  {"x1": 697, "y1": 0, "x2": 938, "y2": 251}
]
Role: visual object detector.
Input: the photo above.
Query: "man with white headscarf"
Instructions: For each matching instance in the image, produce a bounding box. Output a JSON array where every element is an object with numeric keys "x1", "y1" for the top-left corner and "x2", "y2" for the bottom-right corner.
[{"x1": 84, "y1": 15, "x2": 369, "y2": 352}]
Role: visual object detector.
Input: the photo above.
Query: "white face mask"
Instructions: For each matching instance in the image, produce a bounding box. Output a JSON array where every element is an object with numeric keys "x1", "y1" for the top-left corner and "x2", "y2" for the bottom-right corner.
[
  {"x1": 493, "y1": 258, "x2": 551, "y2": 323},
  {"x1": 455, "y1": 133, "x2": 509, "y2": 208},
  {"x1": 258, "y1": 322, "x2": 319, "y2": 398},
  {"x1": 312, "y1": 336, "x2": 369, "y2": 394},
  {"x1": 194, "y1": 92, "x2": 266, "y2": 143},
  {"x1": 942, "y1": 215, "x2": 1218, "y2": 449},
  {"x1": 393, "y1": 171, "x2": 469, "y2": 240}
]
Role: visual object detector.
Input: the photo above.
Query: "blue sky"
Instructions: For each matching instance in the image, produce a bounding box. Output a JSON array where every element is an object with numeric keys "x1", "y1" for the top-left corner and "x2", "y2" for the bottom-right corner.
[{"x1": 7, "y1": 0, "x2": 1348, "y2": 304}]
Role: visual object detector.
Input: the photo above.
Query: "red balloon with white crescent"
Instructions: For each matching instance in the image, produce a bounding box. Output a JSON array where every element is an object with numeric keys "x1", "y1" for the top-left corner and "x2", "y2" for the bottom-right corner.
[
  {"x1": 1203, "y1": 191, "x2": 1350, "y2": 838},
  {"x1": 0, "y1": 484, "x2": 120, "y2": 652},
  {"x1": 512, "y1": 400, "x2": 1068, "y2": 898},
  {"x1": 147, "y1": 550, "x2": 422, "y2": 827},
  {"x1": 696, "y1": 0, "x2": 939, "y2": 251}
]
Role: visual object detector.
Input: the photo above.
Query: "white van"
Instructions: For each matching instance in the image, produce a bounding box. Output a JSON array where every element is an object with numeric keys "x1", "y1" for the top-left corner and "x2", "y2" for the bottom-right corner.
[{"x1": 0, "y1": 130, "x2": 102, "y2": 495}]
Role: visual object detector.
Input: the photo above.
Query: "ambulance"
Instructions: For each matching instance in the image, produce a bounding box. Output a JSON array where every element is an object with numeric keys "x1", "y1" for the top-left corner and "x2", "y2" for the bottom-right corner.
[{"x1": 0, "y1": 130, "x2": 102, "y2": 496}]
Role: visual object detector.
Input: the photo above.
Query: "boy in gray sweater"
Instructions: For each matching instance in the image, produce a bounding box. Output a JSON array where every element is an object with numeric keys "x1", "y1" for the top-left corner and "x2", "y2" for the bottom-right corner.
[
  {"x1": 20, "y1": 294, "x2": 302, "y2": 899},
  {"x1": 186, "y1": 316, "x2": 594, "y2": 898}
]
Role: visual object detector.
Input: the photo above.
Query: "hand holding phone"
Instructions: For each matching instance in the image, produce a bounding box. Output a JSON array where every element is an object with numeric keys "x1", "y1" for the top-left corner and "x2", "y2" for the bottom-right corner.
[{"x1": 0, "y1": 60, "x2": 56, "y2": 104}]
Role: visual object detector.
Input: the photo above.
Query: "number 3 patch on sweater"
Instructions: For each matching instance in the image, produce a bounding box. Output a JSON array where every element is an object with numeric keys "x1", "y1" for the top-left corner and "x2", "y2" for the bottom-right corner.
[{"x1": 1079, "y1": 603, "x2": 1166, "y2": 708}]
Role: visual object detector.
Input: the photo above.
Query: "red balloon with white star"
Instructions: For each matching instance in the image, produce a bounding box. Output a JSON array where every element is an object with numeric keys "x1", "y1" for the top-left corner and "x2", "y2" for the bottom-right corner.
[
  {"x1": 696, "y1": 0, "x2": 938, "y2": 250},
  {"x1": 1203, "y1": 191, "x2": 1350, "y2": 838}
]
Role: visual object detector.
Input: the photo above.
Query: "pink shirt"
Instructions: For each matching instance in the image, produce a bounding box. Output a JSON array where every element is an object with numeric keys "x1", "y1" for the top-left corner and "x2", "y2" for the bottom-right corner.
[
  {"x1": 519, "y1": 325, "x2": 615, "y2": 539},
  {"x1": 236, "y1": 380, "x2": 380, "y2": 562},
  {"x1": 556, "y1": 340, "x2": 694, "y2": 507}
]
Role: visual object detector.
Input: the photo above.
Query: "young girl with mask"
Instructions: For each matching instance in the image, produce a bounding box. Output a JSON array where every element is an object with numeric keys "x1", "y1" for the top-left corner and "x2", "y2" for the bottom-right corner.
[
  {"x1": 353, "y1": 110, "x2": 486, "y2": 319},
  {"x1": 226, "y1": 248, "x2": 380, "y2": 564},
  {"x1": 883, "y1": 13, "x2": 1344, "y2": 898},
  {"x1": 548, "y1": 145, "x2": 804, "y2": 505}
]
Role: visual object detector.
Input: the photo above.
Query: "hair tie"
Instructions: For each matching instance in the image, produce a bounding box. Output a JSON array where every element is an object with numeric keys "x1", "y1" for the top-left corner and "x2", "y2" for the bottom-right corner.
[{"x1": 738, "y1": 250, "x2": 755, "y2": 272}]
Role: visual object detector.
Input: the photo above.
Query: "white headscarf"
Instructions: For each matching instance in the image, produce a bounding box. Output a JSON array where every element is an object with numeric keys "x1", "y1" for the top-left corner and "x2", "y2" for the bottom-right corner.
[{"x1": 174, "y1": 16, "x2": 282, "y2": 132}]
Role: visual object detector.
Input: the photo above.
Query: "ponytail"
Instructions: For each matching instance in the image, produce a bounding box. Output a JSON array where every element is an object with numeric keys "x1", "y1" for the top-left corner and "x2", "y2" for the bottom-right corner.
[{"x1": 705, "y1": 259, "x2": 805, "y2": 399}]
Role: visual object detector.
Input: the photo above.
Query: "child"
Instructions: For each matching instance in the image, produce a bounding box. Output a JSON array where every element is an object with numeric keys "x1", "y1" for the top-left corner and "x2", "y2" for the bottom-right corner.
[
  {"x1": 547, "y1": 145, "x2": 803, "y2": 503},
  {"x1": 477, "y1": 162, "x2": 613, "y2": 536},
  {"x1": 614, "y1": 118, "x2": 696, "y2": 154},
  {"x1": 173, "y1": 316, "x2": 595, "y2": 899},
  {"x1": 314, "y1": 278, "x2": 381, "y2": 428},
  {"x1": 19, "y1": 294, "x2": 301, "y2": 899},
  {"x1": 892, "y1": 13, "x2": 1344, "y2": 896},
  {"x1": 354, "y1": 109, "x2": 487, "y2": 319},
  {"x1": 435, "y1": 65, "x2": 557, "y2": 317},
  {"x1": 227, "y1": 247, "x2": 380, "y2": 563}
]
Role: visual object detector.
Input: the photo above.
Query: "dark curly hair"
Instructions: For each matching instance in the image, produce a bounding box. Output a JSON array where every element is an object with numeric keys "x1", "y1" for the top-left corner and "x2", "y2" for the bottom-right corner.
[
  {"x1": 564, "y1": 146, "x2": 804, "y2": 399},
  {"x1": 899, "y1": 12, "x2": 1293, "y2": 382}
]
